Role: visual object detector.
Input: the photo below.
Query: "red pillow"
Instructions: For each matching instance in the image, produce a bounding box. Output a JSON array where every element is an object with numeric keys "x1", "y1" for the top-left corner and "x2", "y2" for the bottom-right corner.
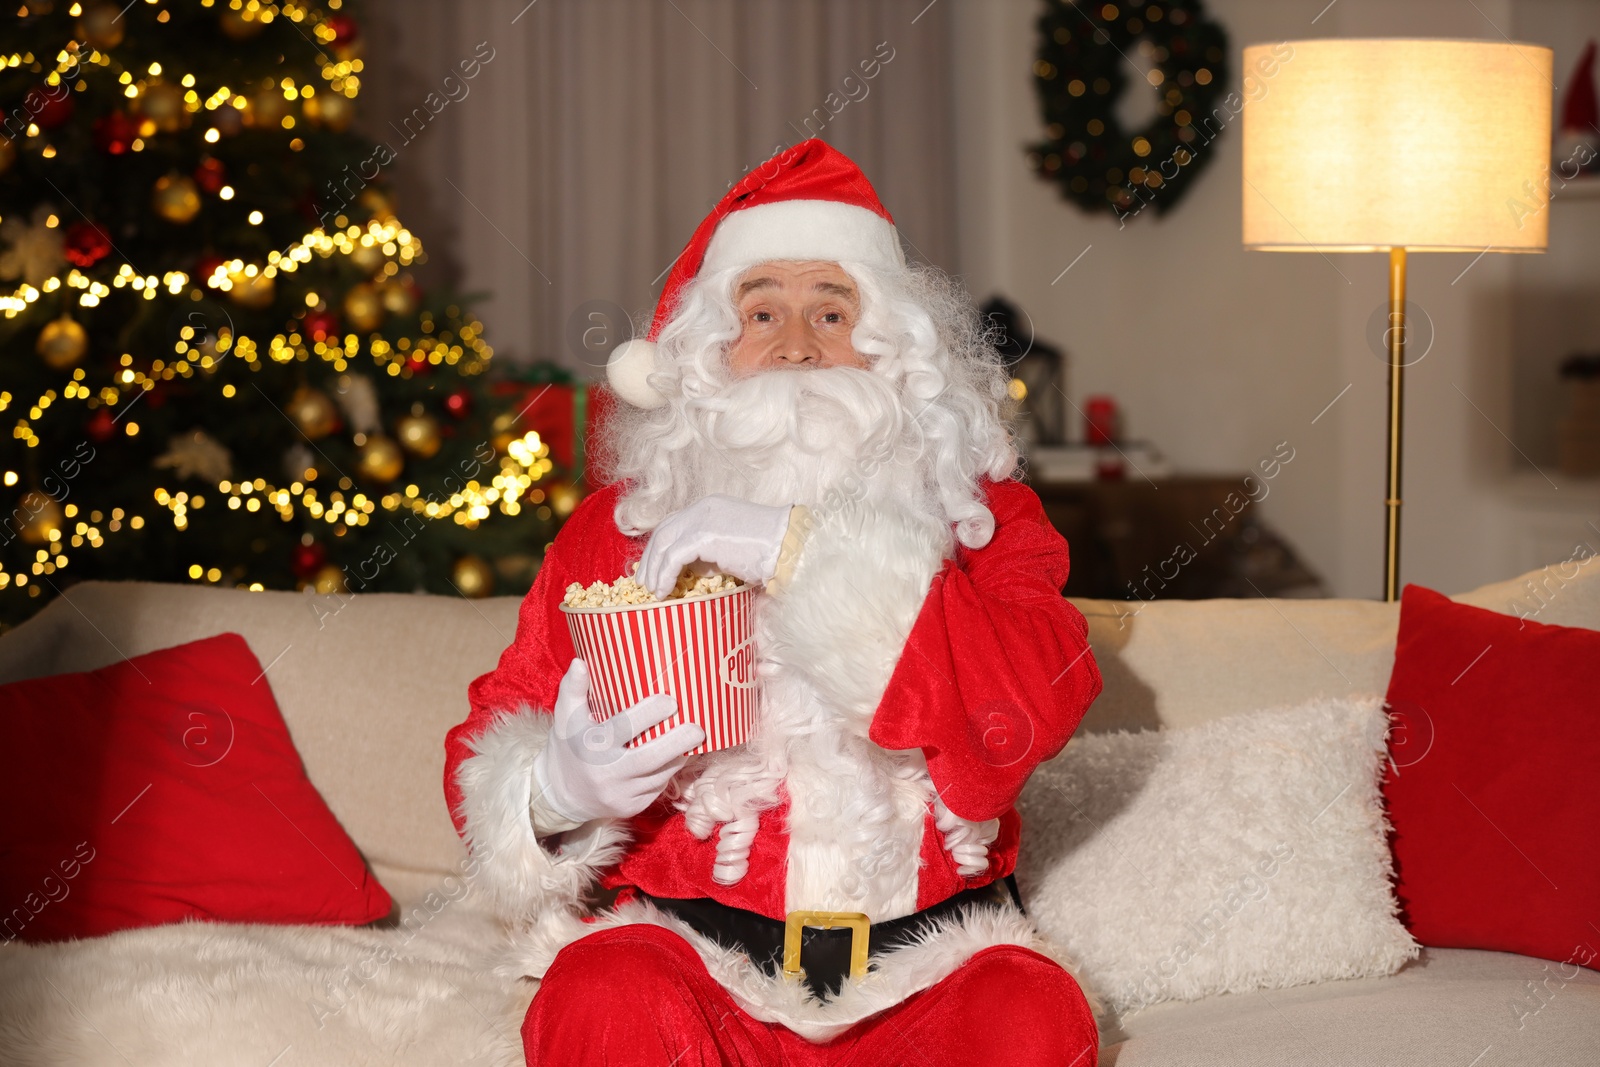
[
  {"x1": 0, "y1": 633, "x2": 391, "y2": 942},
  {"x1": 1383, "y1": 585, "x2": 1600, "y2": 965}
]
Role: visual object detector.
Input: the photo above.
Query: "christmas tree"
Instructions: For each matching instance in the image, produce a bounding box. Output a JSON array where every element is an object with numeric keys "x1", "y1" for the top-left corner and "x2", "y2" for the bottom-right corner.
[{"x1": 0, "y1": 0, "x2": 579, "y2": 630}]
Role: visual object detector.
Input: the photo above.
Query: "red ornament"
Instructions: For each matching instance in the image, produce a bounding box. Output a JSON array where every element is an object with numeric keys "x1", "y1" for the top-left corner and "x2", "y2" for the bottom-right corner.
[
  {"x1": 27, "y1": 85, "x2": 74, "y2": 129},
  {"x1": 86, "y1": 407, "x2": 116, "y2": 443},
  {"x1": 325, "y1": 14, "x2": 359, "y2": 44},
  {"x1": 63, "y1": 221, "x2": 112, "y2": 268},
  {"x1": 443, "y1": 389, "x2": 473, "y2": 420},
  {"x1": 290, "y1": 541, "x2": 328, "y2": 579},
  {"x1": 301, "y1": 308, "x2": 340, "y2": 343},
  {"x1": 193, "y1": 156, "x2": 228, "y2": 195},
  {"x1": 406, "y1": 352, "x2": 432, "y2": 376},
  {"x1": 92, "y1": 110, "x2": 139, "y2": 154}
]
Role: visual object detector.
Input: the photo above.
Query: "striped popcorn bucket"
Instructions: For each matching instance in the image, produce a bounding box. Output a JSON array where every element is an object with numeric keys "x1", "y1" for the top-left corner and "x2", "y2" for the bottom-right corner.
[{"x1": 560, "y1": 584, "x2": 756, "y2": 754}]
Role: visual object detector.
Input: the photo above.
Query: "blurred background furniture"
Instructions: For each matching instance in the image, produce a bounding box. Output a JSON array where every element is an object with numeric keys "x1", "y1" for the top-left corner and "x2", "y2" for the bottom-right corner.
[{"x1": 1029, "y1": 475, "x2": 1324, "y2": 600}]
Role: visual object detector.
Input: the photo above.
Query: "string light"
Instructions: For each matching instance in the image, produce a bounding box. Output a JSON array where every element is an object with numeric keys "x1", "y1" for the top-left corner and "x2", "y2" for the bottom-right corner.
[{"x1": 3, "y1": 218, "x2": 418, "y2": 318}]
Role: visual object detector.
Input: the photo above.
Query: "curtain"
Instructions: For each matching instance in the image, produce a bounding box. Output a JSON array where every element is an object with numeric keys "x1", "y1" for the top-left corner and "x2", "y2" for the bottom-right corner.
[{"x1": 358, "y1": 0, "x2": 960, "y2": 373}]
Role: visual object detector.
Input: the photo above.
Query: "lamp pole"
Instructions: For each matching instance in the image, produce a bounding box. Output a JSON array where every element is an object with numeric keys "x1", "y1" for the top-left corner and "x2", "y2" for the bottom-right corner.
[{"x1": 1384, "y1": 247, "x2": 1407, "y2": 603}]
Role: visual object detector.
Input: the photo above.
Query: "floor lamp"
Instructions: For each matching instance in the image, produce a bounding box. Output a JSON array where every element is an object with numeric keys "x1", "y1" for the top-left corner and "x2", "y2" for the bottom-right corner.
[{"x1": 1241, "y1": 39, "x2": 1552, "y2": 601}]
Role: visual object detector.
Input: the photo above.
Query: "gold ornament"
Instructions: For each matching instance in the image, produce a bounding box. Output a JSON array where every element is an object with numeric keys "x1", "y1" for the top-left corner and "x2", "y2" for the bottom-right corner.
[
  {"x1": 395, "y1": 411, "x2": 441, "y2": 459},
  {"x1": 76, "y1": 2, "x2": 124, "y2": 49},
  {"x1": 451, "y1": 555, "x2": 495, "y2": 598},
  {"x1": 287, "y1": 386, "x2": 339, "y2": 439},
  {"x1": 248, "y1": 89, "x2": 292, "y2": 129},
  {"x1": 348, "y1": 242, "x2": 386, "y2": 275},
  {"x1": 36, "y1": 314, "x2": 88, "y2": 370},
  {"x1": 152, "y1": 173, "x2": 202, "y2": 224},
  {"x1": 310, "y1": 563, "x2": 347, "y2": 595},
  {"x1": 227, "y1": 269, "x2": 275, "y2": 309},
  {"x1": 489, "y1": 412, "x2": 518, "y2": 455},
  {"x1": 18, "y1": 494, "x2": 64, "y2": 546},
  {"x1": 303, "y1": 91, "x2": 354, "y2": 131},
  {"x1": 357, "y1": 186, "x2": 396, "y2": 220},
  {"x1": 342, "y1": 282, "x2": 385, "y2": 332},
  {"x1": 493, "y1": 552, "x2": 540, "y2": 587},
  {"x1": 547, "y1": 480, "x2": 583, "y2": 518},
  {"x1": 379, "y1": 279, "x2": 417, "y2": 318},
  {"x1": 357, "y1": 433, "x2": 405, "y2": 483},
  {"x1": 138, "y1": 83, "x2": 187, "y2": 133}
]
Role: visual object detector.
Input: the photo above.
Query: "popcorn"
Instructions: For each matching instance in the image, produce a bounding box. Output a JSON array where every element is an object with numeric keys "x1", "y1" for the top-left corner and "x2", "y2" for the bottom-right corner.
[{"x1": 561, "y1": 564, "x2": 743, "y2": 609}]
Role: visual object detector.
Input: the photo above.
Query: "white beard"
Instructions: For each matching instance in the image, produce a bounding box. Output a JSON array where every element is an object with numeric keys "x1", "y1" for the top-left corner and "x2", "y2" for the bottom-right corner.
[
  {"x1": 636, "y1": 366, "x2": 970, "y2": 919},
  {"x1": 635, "y1": 364, "x2": 948, "y2": 523}
]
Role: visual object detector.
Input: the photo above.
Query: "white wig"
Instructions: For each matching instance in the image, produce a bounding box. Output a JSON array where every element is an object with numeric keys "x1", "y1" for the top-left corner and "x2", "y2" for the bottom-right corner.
[{"x1": 599, "y1": 259, "x2": 1020, "y2": 551}]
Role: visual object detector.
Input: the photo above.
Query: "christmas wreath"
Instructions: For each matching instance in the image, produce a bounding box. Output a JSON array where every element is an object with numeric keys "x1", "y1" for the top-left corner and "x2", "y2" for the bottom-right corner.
[{"x1": 1027, "y1": 0, "x2": 1230, "y2": 221}]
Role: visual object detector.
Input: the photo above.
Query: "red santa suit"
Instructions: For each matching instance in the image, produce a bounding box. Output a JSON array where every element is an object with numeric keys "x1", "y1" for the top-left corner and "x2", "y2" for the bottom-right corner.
[{"x1": 441, "y1": 139, "x2": 1103, "y2": 1064}]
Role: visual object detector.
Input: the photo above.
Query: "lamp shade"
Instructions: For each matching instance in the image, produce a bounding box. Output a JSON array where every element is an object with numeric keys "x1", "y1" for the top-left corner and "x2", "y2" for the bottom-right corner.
[{"x1": 1242, "y1": 39, "x2": 1552, "y2": 252}]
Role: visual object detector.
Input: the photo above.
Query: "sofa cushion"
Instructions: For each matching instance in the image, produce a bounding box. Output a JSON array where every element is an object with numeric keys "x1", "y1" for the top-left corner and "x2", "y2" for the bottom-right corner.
[
  {"x1": 0, "y1": 582, "x2": 521, "y2": 900},
  {"x1": 0, "y1": 633, "x2": 392, "y2": 941},
  {"x1": 1106, "y1": 947, "x2": 1600, "y2": 1066},
  {"x1": 1383, "y1": 584, "x2": 1600, "y2": 966},
  {"x1": 1068, "y1": 555, "x2": 1600, "y2": 735},
  {"x1": 1016, "y1": 695, "x2": 1417, "y2": 1014}
]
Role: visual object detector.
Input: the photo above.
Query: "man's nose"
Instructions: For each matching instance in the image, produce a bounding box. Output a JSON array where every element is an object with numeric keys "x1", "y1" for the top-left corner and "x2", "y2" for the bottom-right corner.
[{"x1": 774, "y1": 317, "x2": 821, "y2": 365}]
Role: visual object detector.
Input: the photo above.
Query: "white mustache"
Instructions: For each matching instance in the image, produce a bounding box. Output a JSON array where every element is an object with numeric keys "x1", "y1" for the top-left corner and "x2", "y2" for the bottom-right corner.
[{"x1": 695, "y1": 365, "x2": 911, "y2": 465}]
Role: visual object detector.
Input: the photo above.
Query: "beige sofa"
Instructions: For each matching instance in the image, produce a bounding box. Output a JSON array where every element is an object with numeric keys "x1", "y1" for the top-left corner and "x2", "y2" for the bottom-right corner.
[{"x1": 0, "y1": 561, "x2": 1596, "y2": 1066}]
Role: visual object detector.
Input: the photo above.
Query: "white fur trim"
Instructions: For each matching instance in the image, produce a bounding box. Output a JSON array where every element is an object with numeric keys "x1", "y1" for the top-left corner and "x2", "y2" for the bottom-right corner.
[
  {"x1": 702, "y1": 200, "x2": 906, "y2": 275},
  {"x1": 752, "y1": 502, "x2": 963, "y2": 908},
  {"x1": 605, "y1": 338, "x2": 666, "y2": 409},
  {"x1": 761, "y1": 502, "x2": 949, "y2": 729},
  {"x1": 779, "y1": 710, "x2": 932, "y2": 918},
  {"x1": 452, "y1": 708, "x2": 632, "y2": 924},
  {"x1": 499, "y1": 896, "x2": 1099, "y2": 1042}
]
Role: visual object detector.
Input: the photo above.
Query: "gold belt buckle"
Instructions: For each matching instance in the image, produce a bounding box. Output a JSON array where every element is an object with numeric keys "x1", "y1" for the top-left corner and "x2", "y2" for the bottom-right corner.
[{"x1": 782, "y1": 910, "x2": 871, "y2": 983}]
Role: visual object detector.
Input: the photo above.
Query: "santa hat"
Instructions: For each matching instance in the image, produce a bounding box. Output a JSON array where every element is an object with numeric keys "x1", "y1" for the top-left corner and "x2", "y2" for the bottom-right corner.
[{"x1": 606, "y1": 139, "x2": 906, "y2": 409}]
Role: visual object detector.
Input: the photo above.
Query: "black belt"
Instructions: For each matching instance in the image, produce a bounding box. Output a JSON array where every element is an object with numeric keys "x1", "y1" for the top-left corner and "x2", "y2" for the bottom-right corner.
[{"x1": 640, "y1": 875, "x2": 1025, "y2": 1002}]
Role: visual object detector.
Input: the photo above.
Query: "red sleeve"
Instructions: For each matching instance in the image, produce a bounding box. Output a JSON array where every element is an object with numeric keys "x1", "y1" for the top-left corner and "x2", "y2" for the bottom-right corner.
[
  {"x1": 867, "y1": 480, "x2": 1102, "y2": 822},
  {"x1": 443, "y1": 483, "x2": 636, "y2": 837}
]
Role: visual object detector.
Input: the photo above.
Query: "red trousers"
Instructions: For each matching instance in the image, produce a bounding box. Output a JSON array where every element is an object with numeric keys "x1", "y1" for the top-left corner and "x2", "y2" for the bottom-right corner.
[{"x1": 522, "y1": 924, "x2": 1099, "y2": 1066}]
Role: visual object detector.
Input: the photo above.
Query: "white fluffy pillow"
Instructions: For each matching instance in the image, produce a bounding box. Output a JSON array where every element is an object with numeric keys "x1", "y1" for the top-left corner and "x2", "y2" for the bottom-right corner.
[{"x1": 1015, "y1": 695, "x2": 1418, "y2": 1015}]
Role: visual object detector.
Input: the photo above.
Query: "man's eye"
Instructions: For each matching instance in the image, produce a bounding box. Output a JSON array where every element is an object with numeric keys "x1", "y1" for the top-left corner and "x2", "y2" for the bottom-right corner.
[
  {"x1": 751, "y1": 310, "x2": 773, "y2": 322},
  {"x1": 820, "y1": 311, "x2": 844, "y2": 324}
]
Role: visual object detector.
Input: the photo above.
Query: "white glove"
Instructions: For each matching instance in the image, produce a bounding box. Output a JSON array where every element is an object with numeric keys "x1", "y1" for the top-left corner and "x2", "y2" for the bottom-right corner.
[
  {"x1": 529, "y1": 659, "x2": 705, "y2": 829},
  {"x1": 636, "y1": 494, "x2": 793, "y2": 600}
]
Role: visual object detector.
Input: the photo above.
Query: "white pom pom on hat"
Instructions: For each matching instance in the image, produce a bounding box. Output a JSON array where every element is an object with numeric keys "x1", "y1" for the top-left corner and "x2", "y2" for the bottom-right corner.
[
  {"x1": 605, "y1": 338, "x2": 665, "y2": 410},
  {"x1": 606, "y1": 138, "x2": 907, "y2": 409}
]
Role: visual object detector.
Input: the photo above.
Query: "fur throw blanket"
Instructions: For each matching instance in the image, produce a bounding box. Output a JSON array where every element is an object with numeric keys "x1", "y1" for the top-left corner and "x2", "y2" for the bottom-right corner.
[{"x1": 0, "y1": 904, "x2": 529, "y2": 1066}]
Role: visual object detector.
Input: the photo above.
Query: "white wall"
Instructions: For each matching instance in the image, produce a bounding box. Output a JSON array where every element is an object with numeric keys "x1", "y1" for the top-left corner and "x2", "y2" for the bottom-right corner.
[{"x1": 951, "y1": 0, "x2": 1600, "y2": 598}]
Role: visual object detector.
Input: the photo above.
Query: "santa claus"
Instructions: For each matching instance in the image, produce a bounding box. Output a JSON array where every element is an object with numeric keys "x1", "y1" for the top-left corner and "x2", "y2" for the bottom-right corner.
[{"x1": 444, "y1": 139, "x2": 1104, "y2": 1066}]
